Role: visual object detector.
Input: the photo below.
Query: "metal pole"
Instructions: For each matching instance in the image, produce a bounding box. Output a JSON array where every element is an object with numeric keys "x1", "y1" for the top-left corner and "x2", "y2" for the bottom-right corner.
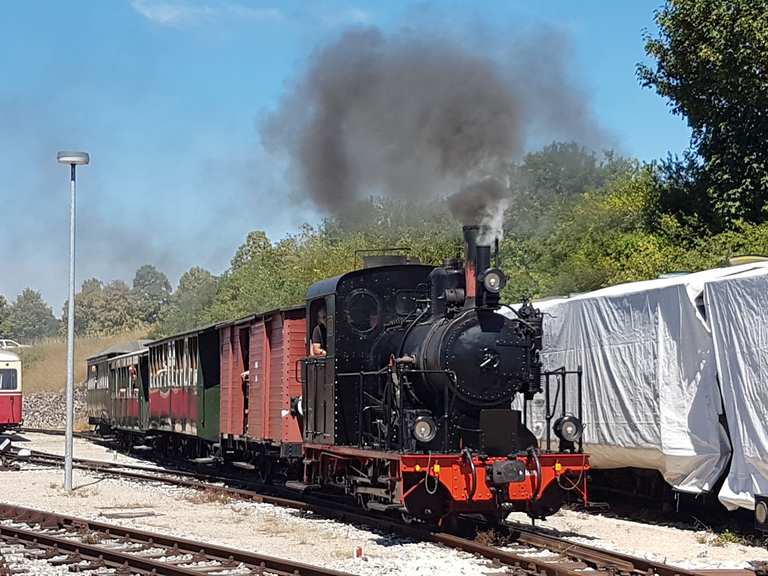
[{"x1": 64, "y1": 163, "x2": 76, "y2": 492}]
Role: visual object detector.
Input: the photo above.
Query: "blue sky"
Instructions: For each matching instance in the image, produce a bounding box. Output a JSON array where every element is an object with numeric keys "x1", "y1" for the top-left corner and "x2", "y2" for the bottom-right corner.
[{"x1": 0, "y1": 0, "x2": 690, "y2": 312}]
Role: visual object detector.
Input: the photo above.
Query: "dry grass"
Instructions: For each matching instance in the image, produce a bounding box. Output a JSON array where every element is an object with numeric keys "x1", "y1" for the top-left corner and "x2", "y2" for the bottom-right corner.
[{"x1": 19, "y1": 329, "x2": 148, "y2": 393}]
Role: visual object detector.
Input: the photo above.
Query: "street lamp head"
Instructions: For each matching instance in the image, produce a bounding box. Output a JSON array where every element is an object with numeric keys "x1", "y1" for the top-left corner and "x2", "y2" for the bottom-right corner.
[{"x1": 57, "y1": 151, "x2": 90, "y2": 165}]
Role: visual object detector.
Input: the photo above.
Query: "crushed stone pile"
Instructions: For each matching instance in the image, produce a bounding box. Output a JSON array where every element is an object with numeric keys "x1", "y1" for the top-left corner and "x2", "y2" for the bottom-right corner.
[{"x1": 22, "y1": 387, "x2": 87, "y2": 429}]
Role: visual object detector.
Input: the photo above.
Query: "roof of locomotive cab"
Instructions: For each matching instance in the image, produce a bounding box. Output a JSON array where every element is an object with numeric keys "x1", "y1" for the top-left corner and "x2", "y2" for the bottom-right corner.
[{"x1": 305, "y1": 264, "x2": 435, "y2": 300}]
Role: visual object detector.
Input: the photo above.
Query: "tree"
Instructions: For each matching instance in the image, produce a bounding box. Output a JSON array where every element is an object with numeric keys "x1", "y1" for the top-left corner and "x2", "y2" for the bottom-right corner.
[
  {"x1": 131, "y1": 265, "x2": 172, "y2": 325},
  {"x1": 64, "y1": 278, "x2": 141, "y2": 336},
  {"x1": 71, "y1": 278, "x2": 106, "y2": 335},
  {"x1": 638, "y1": 0, "x2": 768, "y2": 229},
  {"x1": 209, "y1": 200, "x2": 462, "y2": 322},
  {"x1": 156, "y1": 267, "x2": 218, "y2": 336},
  {"x1": 5, "y1": 289, "x2": 59, "y2": 342},
  {"x1": 0, "y1": 295, "x2": 10, "y2": 336},
  {"x1": 504, "y1": 142, "x2": 634, "y2": 237},
  {"x1": 97, "y1": 281, "x2": 141, "y2": 334}
]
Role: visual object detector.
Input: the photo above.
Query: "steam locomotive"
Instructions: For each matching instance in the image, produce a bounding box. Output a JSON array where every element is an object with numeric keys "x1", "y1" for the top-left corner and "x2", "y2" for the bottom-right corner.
[{"x1": 87, "y1": 224, "x2": 589, "y2": 525}]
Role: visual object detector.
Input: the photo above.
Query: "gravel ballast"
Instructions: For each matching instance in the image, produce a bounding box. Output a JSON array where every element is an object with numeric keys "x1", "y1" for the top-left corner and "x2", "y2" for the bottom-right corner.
[
  {"x1": 21, "y1": 388, "x2": 87, "y2": 429},
  {"x1": 4, "y1": 433, "x2": 766, "y2": 573}
]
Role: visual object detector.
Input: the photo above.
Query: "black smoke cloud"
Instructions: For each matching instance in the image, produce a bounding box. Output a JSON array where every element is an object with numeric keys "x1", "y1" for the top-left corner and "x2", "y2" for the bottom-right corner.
[{"x1": 263, "y1": 26, "x2": 605, "y2": 240}]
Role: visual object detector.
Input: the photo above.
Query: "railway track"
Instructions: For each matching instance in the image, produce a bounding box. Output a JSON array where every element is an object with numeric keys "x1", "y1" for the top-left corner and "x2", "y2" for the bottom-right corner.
[
  {"x1": 0, "y1": 503, "x2": 352, "y2": 576},
  {"x1": 7, "y1": 434, "x2": 757, "y2": 576}
]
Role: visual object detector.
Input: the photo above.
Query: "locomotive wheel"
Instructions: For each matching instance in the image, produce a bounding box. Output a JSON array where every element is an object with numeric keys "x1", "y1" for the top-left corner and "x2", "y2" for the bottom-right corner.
[{"x1": 441, "y1": 514, "x2": 477, "y2": 537}]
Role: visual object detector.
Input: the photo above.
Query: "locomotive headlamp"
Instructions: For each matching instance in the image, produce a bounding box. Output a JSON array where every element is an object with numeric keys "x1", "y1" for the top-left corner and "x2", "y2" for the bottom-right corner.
[
  {"x1": 553, "y1": 415, "x2": 583, "y2": 443},
  {"x1": 413, "y1": 416, "x2": 437, "y2": 443},
  {"x1": 481, "y1": 268, "x2": 506, "y2": 294}
]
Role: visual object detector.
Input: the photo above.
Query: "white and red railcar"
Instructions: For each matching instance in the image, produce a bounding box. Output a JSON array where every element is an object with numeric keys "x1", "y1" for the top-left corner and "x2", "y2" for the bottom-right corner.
[{"x1": 0, "y1": 350, "x2": 22, "y2": 430}]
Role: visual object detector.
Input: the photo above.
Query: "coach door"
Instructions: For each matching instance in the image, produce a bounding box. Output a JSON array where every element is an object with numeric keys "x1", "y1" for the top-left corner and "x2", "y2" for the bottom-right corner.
[
  {"x1": 139, "y1": 354, "x2": 150, "y2": 430},
  {"x1": 302, "y1": 296, "x2": 335, "y2": 444}
]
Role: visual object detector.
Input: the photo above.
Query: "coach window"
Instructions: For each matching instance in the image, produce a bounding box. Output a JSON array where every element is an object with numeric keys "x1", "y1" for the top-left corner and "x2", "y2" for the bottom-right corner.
[{"x1": 0, "y1": 368, "x2": 17, "y2": 390}]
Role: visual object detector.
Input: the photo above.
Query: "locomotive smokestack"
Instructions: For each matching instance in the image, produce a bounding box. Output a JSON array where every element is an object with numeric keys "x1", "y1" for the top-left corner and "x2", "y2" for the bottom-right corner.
[
  {"x1": 463, "y1": 225, "x2": 478, "y2": 306},
  {"x1": 463, "y1": 224, "x2": 494, "y2": 308}
]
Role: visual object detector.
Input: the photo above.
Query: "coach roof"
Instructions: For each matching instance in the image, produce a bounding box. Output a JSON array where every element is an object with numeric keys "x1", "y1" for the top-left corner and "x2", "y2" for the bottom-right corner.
[
  {"x1": 87, "y1": 340, "x2": 149, "y2": 362},
  {"x1": 0, "y1": 350, "x2": 20, "y2": 363}
]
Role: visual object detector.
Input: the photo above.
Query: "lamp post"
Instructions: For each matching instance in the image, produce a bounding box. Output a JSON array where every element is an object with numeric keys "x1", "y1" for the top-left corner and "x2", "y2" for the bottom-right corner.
[{"x1": 56, "y1": 150, "x2": 89, "y2": 492}]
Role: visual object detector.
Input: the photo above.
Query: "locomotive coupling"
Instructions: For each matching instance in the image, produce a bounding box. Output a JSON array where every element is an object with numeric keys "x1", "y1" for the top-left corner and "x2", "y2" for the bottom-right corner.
[{"x1": 489, "y1": 460, "x2": 526, "y2": 485}]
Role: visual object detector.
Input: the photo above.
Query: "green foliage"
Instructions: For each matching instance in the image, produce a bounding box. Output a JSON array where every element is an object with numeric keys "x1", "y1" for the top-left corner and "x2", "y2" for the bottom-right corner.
[
  {"x1": 209, "y1": 198, "x2": 461, "y2": 322},
  {"x1": 64, "y1": 279, "x2": 143, "y2": 336},
  {"x1": 131, "y1": 264, "x2": 172, "y2": 325},
  {"x1": 154, "y1": 267, "x2": 218, "y2": 336},
  {"x1": 4, "y1": 288, "x2": 59, "y2": 342},
  {"x1": 0, "y1": 295, "x2": 9, "y2": 336},
  {"x1": 639, "y1": 0, "x2": 768, "y2": 229},
  {"x1": 504, "y1": 142, "x2": 636, "y2": 238}
]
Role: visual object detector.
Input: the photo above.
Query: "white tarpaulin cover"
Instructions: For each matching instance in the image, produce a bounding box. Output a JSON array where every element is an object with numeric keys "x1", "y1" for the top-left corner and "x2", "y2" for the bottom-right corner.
[
  {"x1": 509, "y1": 263, "x2": 768, "y2": 495},
  {"x1": 705, "y1": 268, "x2": 768, "y2": 511}
]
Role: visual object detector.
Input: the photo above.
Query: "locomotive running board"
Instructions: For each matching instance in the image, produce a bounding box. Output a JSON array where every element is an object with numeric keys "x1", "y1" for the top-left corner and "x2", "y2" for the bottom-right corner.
[
  {"x1": 285, "y1": 481, "x2": 320, "y2": 493},
  {"x1": 132, "y1": 445, "x2": 153, "y2": 451},
  {"x1": 231, "y1": 461, "x2": 255, "y2": 470}
]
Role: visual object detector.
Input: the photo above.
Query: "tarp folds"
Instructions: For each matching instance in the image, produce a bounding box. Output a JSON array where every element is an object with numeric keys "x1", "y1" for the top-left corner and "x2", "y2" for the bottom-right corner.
[
  {"x1": 504, "y1": 262, "x2": 768, "y2": 508},
  {"x1": 705, "y1": 268, "x2": 768, "y2": 511},
  {"x1": 533, "y1": 278, "x2": 730, "y2": 493}
]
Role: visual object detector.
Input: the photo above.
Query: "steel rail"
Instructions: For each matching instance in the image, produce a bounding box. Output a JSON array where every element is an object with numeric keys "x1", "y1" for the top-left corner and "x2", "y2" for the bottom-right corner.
[
  {"x1": 10, "y1": 445, "x2": 755, "y2": 576},
  {"x1": 0, "y1": 503, "x2": 352, "y2": 576}
]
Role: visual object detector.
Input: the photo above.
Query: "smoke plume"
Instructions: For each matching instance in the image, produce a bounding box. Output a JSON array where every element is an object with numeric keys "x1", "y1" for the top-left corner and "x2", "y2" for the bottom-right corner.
[
  {"x1": 448, "y1": 178, "x2": 508, "y2": 244},
  {"x1": 263, "y1": 26, "x2": 603, "y2": 243}
]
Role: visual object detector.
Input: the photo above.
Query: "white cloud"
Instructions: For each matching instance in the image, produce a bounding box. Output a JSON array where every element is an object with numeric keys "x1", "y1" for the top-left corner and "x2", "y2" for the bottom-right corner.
[
  {"x1": 320, "y1": 7, "x2": 373, "y2": 27},
  {"x1": 130, "y1": 0, "x2": 282, "y2": 28},
  {"x1": 336, "y1": 8, "x2": 371, "y2": 25}
]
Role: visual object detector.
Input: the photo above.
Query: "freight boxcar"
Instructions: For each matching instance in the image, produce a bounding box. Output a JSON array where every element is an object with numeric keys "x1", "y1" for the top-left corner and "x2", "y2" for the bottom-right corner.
[{"x1": 218, "y1": 306, "x2": 305, "y2": 478}]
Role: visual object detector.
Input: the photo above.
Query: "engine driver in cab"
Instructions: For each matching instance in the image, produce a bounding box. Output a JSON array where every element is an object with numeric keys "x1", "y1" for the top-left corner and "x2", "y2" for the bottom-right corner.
[{"x1": 311, "y1": 305, "x2": 327, "y2": 356}]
